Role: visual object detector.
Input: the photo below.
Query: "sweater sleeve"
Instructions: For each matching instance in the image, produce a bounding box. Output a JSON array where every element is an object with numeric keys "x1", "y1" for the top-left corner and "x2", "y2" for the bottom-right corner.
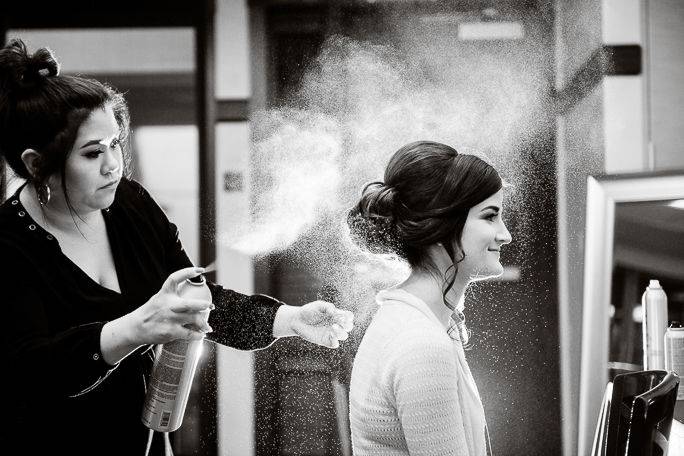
[
  {"x1": 132, "y1": 181, "x2": 282, "y2": 350},
  {"x1": 389, "y1": 335, "x2": 469, "y2": 456},
  {"x1": 1, "y1": 258, "x2": 118, "y2": 399}
]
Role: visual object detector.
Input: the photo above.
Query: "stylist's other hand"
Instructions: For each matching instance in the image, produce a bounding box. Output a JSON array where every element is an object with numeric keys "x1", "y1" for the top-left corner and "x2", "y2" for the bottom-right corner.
[
  {"x1": 127, "y1": 267, "x2": 214, "y2": 344},
  {"x1": 273, "y1": 301, "x2": 354, "y2": 348}
]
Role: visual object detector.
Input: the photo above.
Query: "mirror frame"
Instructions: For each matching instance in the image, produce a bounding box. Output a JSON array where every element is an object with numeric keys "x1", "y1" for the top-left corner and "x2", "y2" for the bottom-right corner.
[{"x1": 578, "y1": 170, "x2": 684, "y2": 455}]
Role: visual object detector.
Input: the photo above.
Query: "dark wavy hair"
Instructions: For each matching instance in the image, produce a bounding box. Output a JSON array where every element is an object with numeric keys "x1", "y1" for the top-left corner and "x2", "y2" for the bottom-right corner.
[
  {"x1": 347, "y1": 140, "x2": 503, "y2": 303},
  {"x1": 0, "y1": 38, "x2": 131, "y2": 206}
]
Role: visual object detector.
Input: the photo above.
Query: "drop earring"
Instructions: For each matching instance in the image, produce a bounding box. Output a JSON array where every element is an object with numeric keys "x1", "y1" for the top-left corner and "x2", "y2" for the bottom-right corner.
[{"x1": 36, "y1": 182, "x2": 51, "y2": 206}]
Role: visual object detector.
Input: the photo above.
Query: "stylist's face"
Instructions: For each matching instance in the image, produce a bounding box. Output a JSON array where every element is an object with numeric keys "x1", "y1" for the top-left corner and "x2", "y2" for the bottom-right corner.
[{"x1": 61, "y1": 104, "x2": 123, "y2": 213}]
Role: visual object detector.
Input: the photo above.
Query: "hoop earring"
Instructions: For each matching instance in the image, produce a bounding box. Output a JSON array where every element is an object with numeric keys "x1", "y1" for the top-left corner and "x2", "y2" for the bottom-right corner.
[{"x1": 36, "y1": 182, "x2": 51, "y2": 206}]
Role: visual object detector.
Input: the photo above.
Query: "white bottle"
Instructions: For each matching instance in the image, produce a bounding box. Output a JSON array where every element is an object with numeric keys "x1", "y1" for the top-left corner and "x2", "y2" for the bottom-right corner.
[
  {"x1": 142, "y1": 274, "x2": 212, "y2": 432},
  {"x1": 665, "y1": 322, "x2": 684, "y2": 422},
  {"x1": 642, "y1": 279, "x2": 668, "y2": 370}
]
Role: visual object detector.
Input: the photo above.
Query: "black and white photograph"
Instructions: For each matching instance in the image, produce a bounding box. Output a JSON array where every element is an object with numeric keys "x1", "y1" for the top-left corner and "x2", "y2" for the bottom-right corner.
[{"x1": 1, "y1": 1, "x2": 683, "y2": 455}]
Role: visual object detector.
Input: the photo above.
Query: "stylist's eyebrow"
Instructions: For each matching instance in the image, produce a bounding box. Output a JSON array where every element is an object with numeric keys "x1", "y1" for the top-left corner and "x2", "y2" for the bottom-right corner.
[
  {"x1": 79, "y1": 139, "x2": 104, "y2": 149},
  {"x1": 79, "y1": 133, "x2": 120, "y2": 149},
  {"x1": 480, "y1": 205, "x2": 500, "y2": 213}
]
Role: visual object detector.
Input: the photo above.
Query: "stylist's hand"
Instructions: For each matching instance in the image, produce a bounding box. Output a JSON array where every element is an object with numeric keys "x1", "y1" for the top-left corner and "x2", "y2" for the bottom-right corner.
[
  {"x1": 273, "y1": 301, "x2": 354, "y2": 348},
  {"x1": 128, "y1": 267, "x2": 214, "y2": 345},
  {"x1": 101, "y1": 267, "x2": 213, "y2": 365}
]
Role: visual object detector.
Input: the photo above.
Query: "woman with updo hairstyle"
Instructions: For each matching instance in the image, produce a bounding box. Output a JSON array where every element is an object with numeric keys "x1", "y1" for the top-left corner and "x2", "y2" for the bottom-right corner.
[
  {"x1": 348, "y1": 140, "x2": 512, "y2": 455},
  {"x1": 0, "y1": 39, "x2": 352, "y2": 455}
]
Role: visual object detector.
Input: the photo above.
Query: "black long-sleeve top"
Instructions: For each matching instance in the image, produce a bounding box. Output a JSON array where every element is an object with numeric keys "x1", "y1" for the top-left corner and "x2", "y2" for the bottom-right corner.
[{"x1": 0, "y1": 179, "x2": 282, "y2": 455}]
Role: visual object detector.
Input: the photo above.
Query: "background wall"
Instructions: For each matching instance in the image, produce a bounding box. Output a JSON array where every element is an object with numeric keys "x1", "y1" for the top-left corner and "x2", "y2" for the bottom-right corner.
[
  {"x1": 214, "y1": 3, "x2": 256, "y2": 454},
  {"x1": 648, "y1": 0, "x2": 684, "y2": 170}
]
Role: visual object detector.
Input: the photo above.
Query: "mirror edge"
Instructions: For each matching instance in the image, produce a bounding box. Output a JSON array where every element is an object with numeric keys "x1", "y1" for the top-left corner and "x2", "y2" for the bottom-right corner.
[{"x1": 577, "y1": 170, "x2": 684, "y2": 455}]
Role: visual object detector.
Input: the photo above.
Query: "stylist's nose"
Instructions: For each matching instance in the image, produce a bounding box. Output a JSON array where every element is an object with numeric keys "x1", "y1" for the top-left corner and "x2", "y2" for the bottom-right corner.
[{"x1": 102, "y1": 149, "x2": 120, "y2": 176}]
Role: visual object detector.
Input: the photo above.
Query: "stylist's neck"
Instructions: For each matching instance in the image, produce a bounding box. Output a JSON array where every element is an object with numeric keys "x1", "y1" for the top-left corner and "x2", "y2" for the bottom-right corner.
[{"x1": 22, "y1": 184, "x2": 100, "y2": 234}]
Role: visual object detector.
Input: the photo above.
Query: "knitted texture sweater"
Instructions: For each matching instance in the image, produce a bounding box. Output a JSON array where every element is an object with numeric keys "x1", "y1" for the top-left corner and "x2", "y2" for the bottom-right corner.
[{"x1": 349, "y1": 288, "x2": 486, "y2": 456}]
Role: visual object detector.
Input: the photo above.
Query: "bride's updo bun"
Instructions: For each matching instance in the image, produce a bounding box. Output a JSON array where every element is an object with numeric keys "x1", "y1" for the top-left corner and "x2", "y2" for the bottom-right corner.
[{"x1": 347, "y1": 182, "x2": 405, "y2": 257}]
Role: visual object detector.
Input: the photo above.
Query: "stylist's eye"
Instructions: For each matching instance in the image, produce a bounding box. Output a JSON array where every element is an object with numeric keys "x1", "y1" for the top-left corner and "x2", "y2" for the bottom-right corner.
[
  {"x1": 485, "y1": 213, "x2": 497, "y2": 222},
  {"x1": 85, "y1": 150, "x2": 103, "y2": 159}
]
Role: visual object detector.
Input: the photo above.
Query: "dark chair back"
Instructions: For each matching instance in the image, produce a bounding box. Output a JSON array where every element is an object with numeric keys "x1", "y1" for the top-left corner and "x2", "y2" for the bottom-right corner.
[
  {"x1": 626, "y1": 371, "x2": 679, "y2": 456},
  {"x1": 603, "y1": 370, "x2": 679, "y2": 456}
]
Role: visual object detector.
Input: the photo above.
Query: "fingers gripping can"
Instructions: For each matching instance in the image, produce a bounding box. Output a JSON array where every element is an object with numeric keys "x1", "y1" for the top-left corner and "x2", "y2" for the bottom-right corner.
[{"x1": 142, "y1": 274, "x2": 212, "y2": 432}]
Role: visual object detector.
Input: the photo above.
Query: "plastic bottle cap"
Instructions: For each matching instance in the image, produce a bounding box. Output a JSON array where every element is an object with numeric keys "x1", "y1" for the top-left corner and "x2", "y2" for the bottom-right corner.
[{"x1": 649, "y1": 279, "x2": 662, "y2": 288}]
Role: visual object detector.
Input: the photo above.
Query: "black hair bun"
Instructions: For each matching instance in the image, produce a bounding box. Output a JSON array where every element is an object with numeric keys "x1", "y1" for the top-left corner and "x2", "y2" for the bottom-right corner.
[
  {"x1": 0, "y1": 38, "x2": 60, "y2": 91},
  {"x1": 347, "y1": 181, "x2": 406, "y2": 257}
]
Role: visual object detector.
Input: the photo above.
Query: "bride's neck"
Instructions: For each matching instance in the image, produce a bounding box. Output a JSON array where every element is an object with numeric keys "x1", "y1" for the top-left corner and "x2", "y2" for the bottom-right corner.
[{"x1": 397, "y1": 268, "x2": 468, "y2": 325}]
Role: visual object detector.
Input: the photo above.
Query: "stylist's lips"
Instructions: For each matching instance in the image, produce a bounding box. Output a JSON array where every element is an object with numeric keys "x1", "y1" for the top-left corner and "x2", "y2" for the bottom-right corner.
[{"x1": 100, "y1": 180, "x2": 119, "y2": 190}]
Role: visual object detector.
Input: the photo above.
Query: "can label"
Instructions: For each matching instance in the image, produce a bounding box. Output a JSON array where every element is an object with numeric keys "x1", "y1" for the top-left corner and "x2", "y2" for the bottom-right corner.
[
  {"x1": 665, "y1": 329, "x2": 684, "y2": 401},
  {"x1": 142, "y1": 339, "x2": 203, "y2": 431}
]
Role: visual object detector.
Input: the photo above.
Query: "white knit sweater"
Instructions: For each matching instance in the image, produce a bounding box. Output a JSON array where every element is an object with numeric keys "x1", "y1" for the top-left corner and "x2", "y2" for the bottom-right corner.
[{"x1": 349, "y1": 289, "x2": 487, "y2": 456}]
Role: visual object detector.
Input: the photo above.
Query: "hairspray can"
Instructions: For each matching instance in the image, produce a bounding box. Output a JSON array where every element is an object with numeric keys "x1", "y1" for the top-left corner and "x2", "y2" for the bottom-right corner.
[
  {"x1": 642, "y1": 279, "x2": 668, "y2": 370},
  {"x1": 142, "y1": 274, "x2": 212, "y2": 432}
]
